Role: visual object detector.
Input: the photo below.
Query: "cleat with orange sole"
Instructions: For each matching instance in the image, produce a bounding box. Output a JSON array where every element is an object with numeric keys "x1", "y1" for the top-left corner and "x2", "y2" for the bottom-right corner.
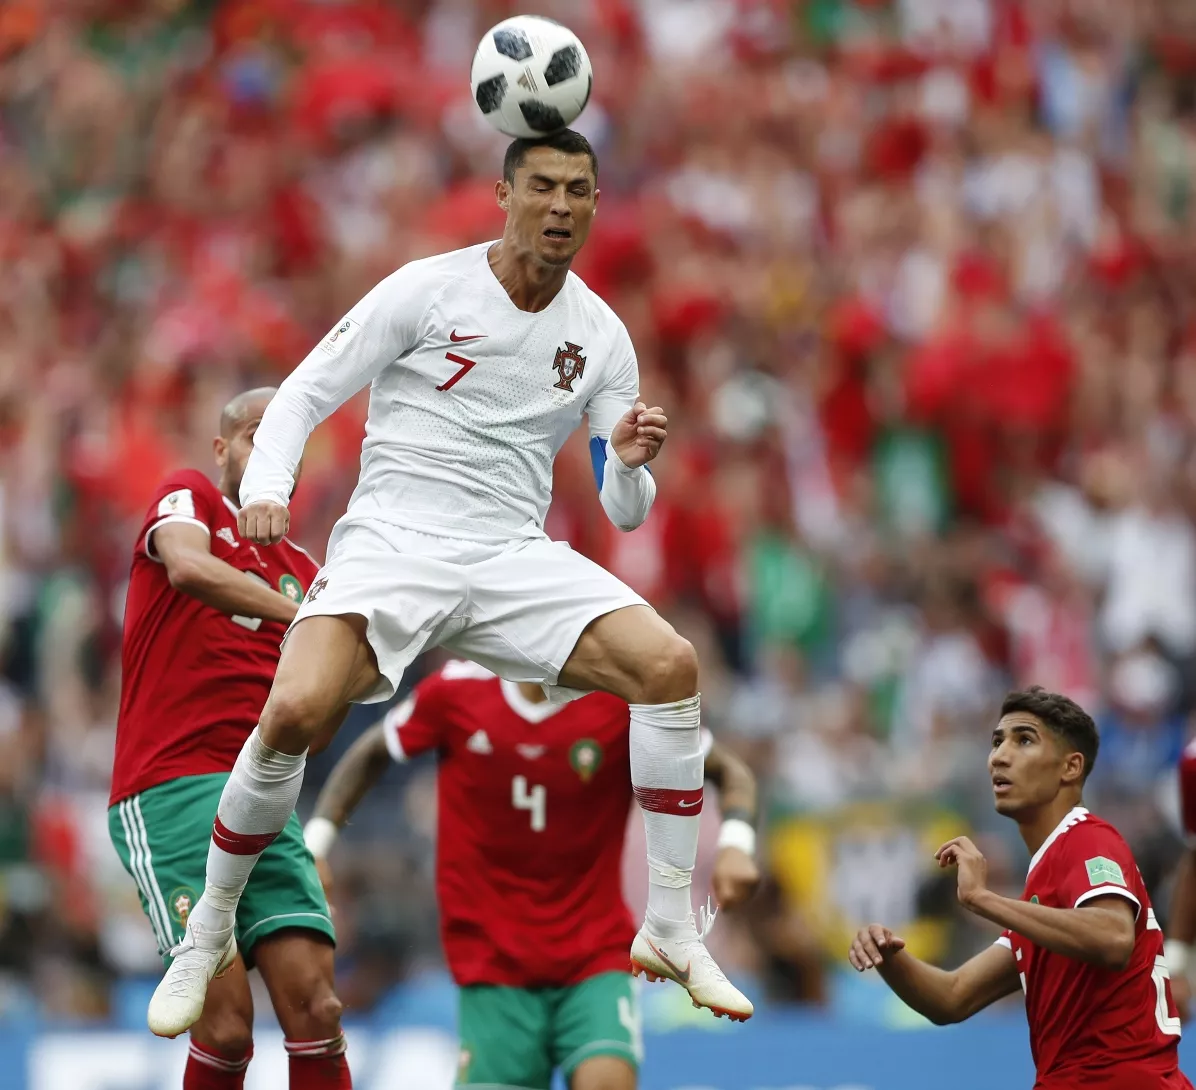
[{"x1": 630, "y1": 926, "x2": 754, "y2": 1021}]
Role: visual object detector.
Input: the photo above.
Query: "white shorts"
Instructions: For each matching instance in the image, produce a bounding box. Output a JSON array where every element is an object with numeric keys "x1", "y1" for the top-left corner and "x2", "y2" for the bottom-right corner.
[{"x1": 290, "y1": 520, "x2": 649, "y2": 703}]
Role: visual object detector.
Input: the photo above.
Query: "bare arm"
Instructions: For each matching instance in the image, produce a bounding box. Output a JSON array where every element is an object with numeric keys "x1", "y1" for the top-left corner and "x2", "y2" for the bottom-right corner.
[
  {"x1": 938, "y1": 836, "x2": 1137, "y2": 972},
  {"x1": 849, "y1": 924, "x2": 1021, "y2": 1025},
  {"x1": 704, "y1": 740, "x2": 758, "y2": 824},
  {"x1": 965, "y1": 889, "x2": 1137, "y2": 971},
  {"x1": 153, "y1": 522, "x2": 298, "y2": 625},
  {"x1": 705, "y1": 739, "x2": 761, "y2": 908},
  {"x1": 309, "y1": 723, "x2": 392, "y2": 831}
]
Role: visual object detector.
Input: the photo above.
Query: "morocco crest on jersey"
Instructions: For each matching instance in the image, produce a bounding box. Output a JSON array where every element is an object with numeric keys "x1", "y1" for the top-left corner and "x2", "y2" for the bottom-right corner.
[{"x1": 552, "y1": 342, "x2": 586, "y2": 391}]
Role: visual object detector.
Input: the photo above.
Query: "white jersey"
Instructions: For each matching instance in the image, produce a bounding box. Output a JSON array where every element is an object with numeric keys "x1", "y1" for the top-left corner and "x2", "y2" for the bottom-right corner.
[{"x1": 241, "y1": 243, "x2": 642, "y2": 544}]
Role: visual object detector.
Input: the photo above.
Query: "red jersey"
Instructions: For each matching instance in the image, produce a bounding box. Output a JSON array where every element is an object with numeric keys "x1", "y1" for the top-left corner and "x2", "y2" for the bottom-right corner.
[
  {"x1": 1178, "y1": 739, "x2": 1196, "y2": 837},
  {"x1": 384, "y1": 662, "x2": 640, "y2": 988},
  {"x1": 111, "y1": 469, "x2": 318, "y2": 805},
  {"x1": 998, "y1": 807, "x2": 1190, "y2": 1090}
]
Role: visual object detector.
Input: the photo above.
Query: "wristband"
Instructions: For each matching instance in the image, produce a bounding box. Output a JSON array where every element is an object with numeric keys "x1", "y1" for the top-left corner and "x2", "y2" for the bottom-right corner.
[
  {"x1": 717, "y1": 818, "x2": 757, "y2": 857},
  {"x1": 303, "y1": 817, "x2": 339, "y2": 860},
  {"x1": 1165, "y1": 939, "x2": 1192, "y2": 978}
]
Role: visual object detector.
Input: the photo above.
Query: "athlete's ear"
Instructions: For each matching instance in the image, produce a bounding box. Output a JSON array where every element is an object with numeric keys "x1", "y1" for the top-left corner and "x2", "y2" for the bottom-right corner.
[
  {"x1": 495, "y1": 179, "x2": 511, "y2": 213},
  {"x1": 213, "y1": 435, "x2": 228, "y2": 470},
  {"x1": 1061, "y1": 749, "x2": 1085, "y2": 788}
]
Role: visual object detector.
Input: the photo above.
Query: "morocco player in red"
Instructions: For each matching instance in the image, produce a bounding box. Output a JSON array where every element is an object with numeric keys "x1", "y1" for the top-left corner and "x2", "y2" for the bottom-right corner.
[
  {"x1": 1165, "y1": 739, "x2": 1196, "y2": 1017},
  {"x1": 303, "y1": 660, "x2": 761, "y2": 1090},
  {"x1": 108, "y1": 389, "x2": 349, "y2": 1089},
  {"x1": 848, "y1": 687, "x2": 1190, "y2": 1090}
]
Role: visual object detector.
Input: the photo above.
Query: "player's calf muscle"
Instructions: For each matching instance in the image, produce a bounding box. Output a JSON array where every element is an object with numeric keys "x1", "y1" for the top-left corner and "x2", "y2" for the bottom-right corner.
[
  {"x1": 190, "y1": 963, "x2": 254, "y2": 1057},
  {"x1": 255, "y1": 934, "x2": 343, "y2": 1040}
]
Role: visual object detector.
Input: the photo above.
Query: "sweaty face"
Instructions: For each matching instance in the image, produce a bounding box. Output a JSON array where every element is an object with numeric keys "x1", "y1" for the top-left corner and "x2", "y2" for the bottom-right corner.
[
  {"x1": 500, "y1": 147, "x2": 597, "y2": 267},
  {"x1": 988, "y1": 713, "x2": 1083, "y2": 817}
]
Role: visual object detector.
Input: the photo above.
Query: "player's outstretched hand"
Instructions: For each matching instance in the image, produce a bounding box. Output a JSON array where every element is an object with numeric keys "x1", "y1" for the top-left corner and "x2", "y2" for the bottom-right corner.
[
  {"x1": 610, "y1": 401, "x2": 667, "y2": 469},
  {"x1": 935, "y1": 835, "x2": 989, "y2": 909},
  {"x1": 849, "y1": 924, "x2": 905, "y2": 971},
  {"x1": 713, "y1": 846, "x2": 761, "y2": 908},
  {"x1": 239, "y1": 500, "x2": 290, "y2": 545}
]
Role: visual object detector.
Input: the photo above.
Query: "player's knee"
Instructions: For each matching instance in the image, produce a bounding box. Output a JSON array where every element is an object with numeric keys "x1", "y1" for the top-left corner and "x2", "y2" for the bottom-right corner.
[
  {"x1": 259, "y1": 688, "x2": 328, "y2": 749},
  {"x1": 283, "y1": 985, "x2": 344, "y2": 1040},
  {"x1": 632, "y1": 635, "x2": 698, "y2": 704},
  {"x1": 194, "y1": 1013, "x2": 254, "y2": 1060},
  {"x1": 310, "y1": 990, "x2": 344, "y2": 1035}
]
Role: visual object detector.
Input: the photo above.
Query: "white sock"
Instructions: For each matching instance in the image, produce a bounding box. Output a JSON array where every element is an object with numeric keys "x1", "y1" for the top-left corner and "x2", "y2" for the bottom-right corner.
[
  {"x1": 188, "y1": 728, "x2": 306, "y2": 941},
  {"x1": 630, "y1": 696, "x2": 703, "y2": 938}
]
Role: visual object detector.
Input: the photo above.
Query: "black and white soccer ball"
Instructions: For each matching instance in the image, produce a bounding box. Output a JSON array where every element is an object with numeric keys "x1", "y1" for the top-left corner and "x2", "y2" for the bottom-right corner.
[{"x1": 470, "y1": 15, "x2": 593, "y2": 139}]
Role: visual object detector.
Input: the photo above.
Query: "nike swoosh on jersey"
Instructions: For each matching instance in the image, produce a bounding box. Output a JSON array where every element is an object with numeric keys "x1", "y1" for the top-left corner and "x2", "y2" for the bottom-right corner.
[
  {"x1": 647, "y1": 937, "x2": 691, "y2": 984},
  {"x1": 449, "y1": 330, "x2": 487, "y2": 342}
]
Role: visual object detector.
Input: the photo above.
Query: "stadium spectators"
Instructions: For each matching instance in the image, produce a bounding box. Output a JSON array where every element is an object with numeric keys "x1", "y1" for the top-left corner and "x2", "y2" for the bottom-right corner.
[{"x1": 1, "y1": 0, "x2": 1195, "y2": 1019}]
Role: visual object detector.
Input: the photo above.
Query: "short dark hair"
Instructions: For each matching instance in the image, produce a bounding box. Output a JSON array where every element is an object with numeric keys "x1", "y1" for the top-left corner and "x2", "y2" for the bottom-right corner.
[
  {"x1": 503, "y1": 129, "x2": 598, "y2": 184},
  {"x1": 1000, "y1": 686, "x2": 1100, "y2": 782}
]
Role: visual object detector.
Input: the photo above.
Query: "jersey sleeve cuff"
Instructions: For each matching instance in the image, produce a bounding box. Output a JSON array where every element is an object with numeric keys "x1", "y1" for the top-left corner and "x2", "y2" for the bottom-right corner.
[
  {"x1": 994, "y1": 935, "x2": 1013, "y2": 949},
  {"x1": 1074, "y1": 885, "x2": 1142, "y2": 919},
  {"x1": 381, "y1": 696, "x2": 415, "y2": 762},
  {"x1": 144, "y1": 515, "x2": 211, "y2": 561},
  {"x1": 383, "y1": 719, "x2": 407, "y2": 763}
]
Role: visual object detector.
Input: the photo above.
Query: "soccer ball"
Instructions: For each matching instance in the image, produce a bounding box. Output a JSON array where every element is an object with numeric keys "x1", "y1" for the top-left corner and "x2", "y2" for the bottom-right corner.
[{"x1": 470, "y1": 15, "x2": 593, "y2": 139}]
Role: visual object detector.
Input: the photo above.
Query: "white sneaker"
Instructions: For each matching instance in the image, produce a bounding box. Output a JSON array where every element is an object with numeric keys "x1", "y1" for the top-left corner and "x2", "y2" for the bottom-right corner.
[
  {"x1": 630, "y1": 900, "x2": 753, "y2": 1022},
  {"x1": 147, "y1": 922, "x2": 237, "y2": 1038}
]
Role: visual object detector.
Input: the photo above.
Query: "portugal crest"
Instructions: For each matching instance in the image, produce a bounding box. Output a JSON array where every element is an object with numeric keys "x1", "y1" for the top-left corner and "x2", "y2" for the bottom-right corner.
[
  {"x1": 552, "y1": 342, "x2": 586, "y2": 392},
  {"x1": 569, "y1": 738, "x2": 604, "y2": 782}
]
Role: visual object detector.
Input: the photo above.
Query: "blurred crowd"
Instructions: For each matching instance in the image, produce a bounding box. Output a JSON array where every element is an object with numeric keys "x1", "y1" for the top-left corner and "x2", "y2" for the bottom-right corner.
[{"x1": 3, "y1": 0, "x2": 1196, "y2": 1025}]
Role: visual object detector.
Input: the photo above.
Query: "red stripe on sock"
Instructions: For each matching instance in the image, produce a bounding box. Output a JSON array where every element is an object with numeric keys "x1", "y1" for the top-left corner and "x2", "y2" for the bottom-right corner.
[
  {"x1": 184, "y1": 1040, "x2": 251, "y2": 1089},
  {"x1": 212, "y1": 815, "x2": 280, "y2": 856},
  {"x1": 285, "y1": 1035, "x2": 347, "y2": 1057},
  {"x1": 287, "y1": 1039, "x2": 351, "y2": 1089},
  {"x1": 634, "y1": 785, "x2": 704, "y2": 815}
]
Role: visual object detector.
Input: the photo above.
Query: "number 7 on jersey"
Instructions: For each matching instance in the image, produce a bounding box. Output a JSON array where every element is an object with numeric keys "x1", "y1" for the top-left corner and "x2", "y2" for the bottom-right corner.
[{"x1": 437, "y1": 352, "x2": 478, "y2": 392}]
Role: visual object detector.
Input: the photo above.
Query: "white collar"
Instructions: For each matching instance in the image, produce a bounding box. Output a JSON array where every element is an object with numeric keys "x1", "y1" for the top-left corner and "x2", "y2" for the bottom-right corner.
[
  {"x1": 500, "y1": 680, "x2": 565, "y2": 723},
  {"x1": 1027, "y1": 806, "x2": 1089, "y2": 876},
  {"x1": 222, "y1": 496, "x2": 239, "y2": 517}
]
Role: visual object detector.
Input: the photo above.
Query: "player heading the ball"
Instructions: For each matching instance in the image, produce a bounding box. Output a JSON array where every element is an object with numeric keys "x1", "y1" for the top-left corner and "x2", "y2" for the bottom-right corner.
[
  {"x1": 147, "y1": 127, "x2": 754, "y2": 1039},
  {"x1": 849, "y1": 686, "x2": 1190, "y2": 1090}
]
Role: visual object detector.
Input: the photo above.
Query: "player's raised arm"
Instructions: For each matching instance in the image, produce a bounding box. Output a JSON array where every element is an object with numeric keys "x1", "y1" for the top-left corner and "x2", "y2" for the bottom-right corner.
[
  {"x1": 239, "y1": 265, "x2": 430, "y2": 542},
  {"x1": 849, "y1": 925, "x2": 1021, "y2": 1025},
  {"x1": 154, "y1": 522, "x2": 300, "y2": 625},
  {"x1": 705, "y1": 740, "x2": 761, "y2": 908},
  {"x1": 936, "y1": 835, "x2": 1137, "y2": 971},
  {"x1": 584, "y1": 332, "x2": 659, "y2": 532}
]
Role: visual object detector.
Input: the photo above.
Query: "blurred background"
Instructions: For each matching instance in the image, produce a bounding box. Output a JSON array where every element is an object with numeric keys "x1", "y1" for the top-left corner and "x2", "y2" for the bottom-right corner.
[{"x1": 2, "y1": 0, "x2": 1196, "y2": 1086}]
